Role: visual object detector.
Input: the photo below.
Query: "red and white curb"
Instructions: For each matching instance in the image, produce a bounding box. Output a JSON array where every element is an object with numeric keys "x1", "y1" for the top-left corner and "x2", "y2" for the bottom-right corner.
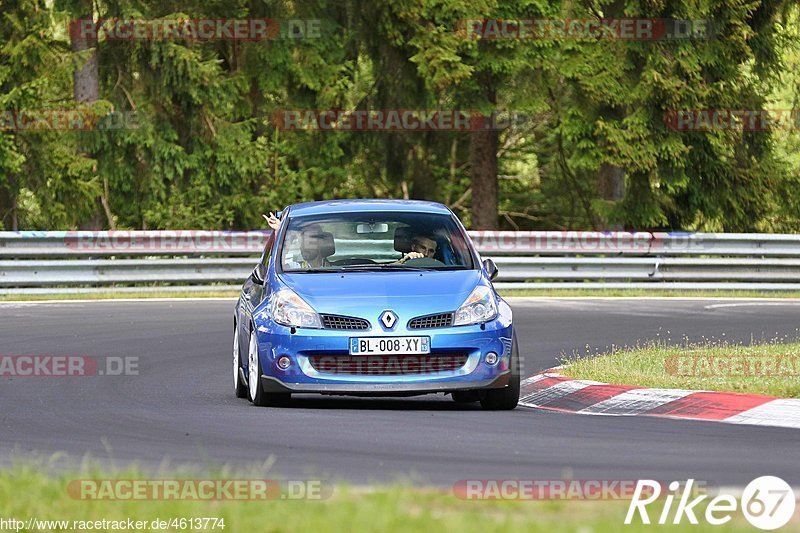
[{"x1": 519, "y1": 370, "x2": 800, "y2": 429}]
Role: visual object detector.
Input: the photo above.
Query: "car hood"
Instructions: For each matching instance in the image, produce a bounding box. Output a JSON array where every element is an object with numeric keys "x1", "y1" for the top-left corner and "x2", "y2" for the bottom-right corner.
[{"x1": 279, "y1": 270, "x2": 483, "y2": 318}]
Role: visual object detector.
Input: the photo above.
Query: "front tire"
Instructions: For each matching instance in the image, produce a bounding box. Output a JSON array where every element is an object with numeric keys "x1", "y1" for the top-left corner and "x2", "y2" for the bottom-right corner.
[
  {"x1": 480, "y1": 334, "x2": 520, "y2": 410},
  {"x1": 247, "y1": 328, "x2": 290, "y2": 407},
  {"x1": 233, "y1": 323, "x2": 247, "y2": 398}
]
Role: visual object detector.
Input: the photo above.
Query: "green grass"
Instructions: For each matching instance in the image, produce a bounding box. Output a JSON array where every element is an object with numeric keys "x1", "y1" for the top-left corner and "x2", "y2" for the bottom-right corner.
[
  {"x1": 0, "y1": 464, "x2": 770, "y2": 532},
  {"x1": 3, "y1": 288, "x2": 800, "y2": 302},
  {"x1": 564, "y1": 341, "x2": 800, "y2": 397},
  {"x1": 500, "y1": 288, "x2": 800, "y2": 298}
]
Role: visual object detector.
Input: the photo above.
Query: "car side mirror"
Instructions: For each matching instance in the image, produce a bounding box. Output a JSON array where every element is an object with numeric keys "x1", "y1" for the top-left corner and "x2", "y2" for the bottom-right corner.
[
  {"x1": 251, "y1": 263, "x2": 267, "y2": 285},
  {"x1": 482, "y1": 258, "x2": 498, "y2": 281}
]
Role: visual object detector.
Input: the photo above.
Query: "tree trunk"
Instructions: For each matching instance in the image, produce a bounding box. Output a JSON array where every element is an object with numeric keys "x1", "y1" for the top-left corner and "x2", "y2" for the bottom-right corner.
[
  {"x1": 71, "y1": 4, "x2": 105, "y2": 229},
  {"x1": 593, "y1": 0, "x2": 627, "y2": 228},
  {"x1": 71, "y1": 6, "x2": 99, "y2": 103},
  {"x1": 597, "y1": 163, "x2": 625, "y2": 201},
  {"x1": 11, "y1": 196, "x2": 18, "y2": 231},
  {"x1": 469, "y1": 77, "x2": 499, "y2": 230},
  {"x1": 0, "y1": 182, "x2": 12, "y2": 231},
  {"x1": 469, "y1": 127, "x2": 499, "y2": 229},
  {"x1": 410, "y1": 139, "x2": 436, "y2": 200}
]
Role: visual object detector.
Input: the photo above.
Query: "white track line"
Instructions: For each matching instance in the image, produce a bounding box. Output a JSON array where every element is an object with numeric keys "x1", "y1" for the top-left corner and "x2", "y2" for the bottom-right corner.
[
  {"x1": 505, "y1": 297, "x2": 800, "y2": 302},
  {"x1": 704, "y1": 302, "x2": 800, "y2": 309}
]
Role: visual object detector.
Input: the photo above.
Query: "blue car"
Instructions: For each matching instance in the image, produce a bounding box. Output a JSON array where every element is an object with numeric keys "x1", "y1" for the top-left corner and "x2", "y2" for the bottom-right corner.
[{"x1": 233, "y1": 199, "x2": 519, "y2": 409}]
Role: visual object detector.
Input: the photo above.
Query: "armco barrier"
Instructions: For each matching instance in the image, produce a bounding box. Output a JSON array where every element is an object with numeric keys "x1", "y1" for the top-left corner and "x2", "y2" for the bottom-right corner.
[{"x1": 1, "y1": 231, "x2": 800, "y2": 293}]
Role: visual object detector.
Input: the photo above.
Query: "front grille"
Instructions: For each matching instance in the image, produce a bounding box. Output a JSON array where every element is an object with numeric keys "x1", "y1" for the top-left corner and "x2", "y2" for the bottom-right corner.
[
  {"x1": 308, "y1": 353, "x2": 469, "y2": 375},
  {"x1": 320, "y1": 314, "x2": 370, "y2": 330},
  {"x1": 408, "y1": 312, "x2": 454, "y2": 329}
]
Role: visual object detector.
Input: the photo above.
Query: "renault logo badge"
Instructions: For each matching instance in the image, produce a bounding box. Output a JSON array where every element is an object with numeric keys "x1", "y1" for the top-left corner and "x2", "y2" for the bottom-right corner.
[{"x1": 380, "y1": 310, "x2": 398, "y2": 329}]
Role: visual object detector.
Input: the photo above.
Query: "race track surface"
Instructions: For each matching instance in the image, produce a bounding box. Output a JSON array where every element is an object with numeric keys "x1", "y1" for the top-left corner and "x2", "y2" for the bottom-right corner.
[{"x1": 1, "y1": 298, "x2": 798, "y2": 485}]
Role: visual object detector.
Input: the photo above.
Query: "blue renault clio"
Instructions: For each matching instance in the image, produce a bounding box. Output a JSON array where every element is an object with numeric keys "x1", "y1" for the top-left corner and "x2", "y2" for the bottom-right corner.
[{"x1": 233, "y1": 199, "x2": 519, "y2": 409}]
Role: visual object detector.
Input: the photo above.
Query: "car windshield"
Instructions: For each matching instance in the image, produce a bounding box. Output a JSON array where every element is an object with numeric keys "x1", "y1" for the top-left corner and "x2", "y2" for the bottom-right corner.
[{"x1": 279, "y1": 211, "x2": 475, "y2": 273}]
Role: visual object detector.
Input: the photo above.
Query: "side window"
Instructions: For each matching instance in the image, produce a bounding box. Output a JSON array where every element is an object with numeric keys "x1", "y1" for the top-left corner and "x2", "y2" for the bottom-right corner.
[
  {"x1": 260, "y1": 232, "x2": 276, "y2": 267},
  {"x1": 281, "y1": 230, "x2": 302, "y2": 269}
]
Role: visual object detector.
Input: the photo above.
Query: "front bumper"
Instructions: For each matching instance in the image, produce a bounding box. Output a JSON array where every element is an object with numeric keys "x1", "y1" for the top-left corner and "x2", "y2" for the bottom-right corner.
[
  {"x1": 260, "y1": 372, "x2": 511, "y2": 394},
  {"x1": 250, "y1": 303, "x2": 514, "y2": 396}
]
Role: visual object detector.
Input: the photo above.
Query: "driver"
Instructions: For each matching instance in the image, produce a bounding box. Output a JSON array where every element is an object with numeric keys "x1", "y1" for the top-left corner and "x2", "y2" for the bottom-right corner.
[
  {"x1": 286, "y1": 224, "x2": 332, "y2": 269},
  {"x1": 396, "y1": 234, "x2": 438, "y2": 264}
]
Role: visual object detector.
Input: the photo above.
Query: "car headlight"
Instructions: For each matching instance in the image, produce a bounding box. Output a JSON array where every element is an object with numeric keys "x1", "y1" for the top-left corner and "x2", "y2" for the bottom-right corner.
[
  {"x1": 268, "y1": 289, "x2": 323, "y2": 329},
  {"x1": 453, "y1": 285, "x2": 498, "y2": 326}
]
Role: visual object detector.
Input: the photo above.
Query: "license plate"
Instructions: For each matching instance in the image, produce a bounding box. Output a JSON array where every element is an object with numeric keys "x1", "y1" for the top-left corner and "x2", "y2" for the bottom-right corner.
[{"x1": 349, "y1": 336, "x2": 430, "y2": 355}]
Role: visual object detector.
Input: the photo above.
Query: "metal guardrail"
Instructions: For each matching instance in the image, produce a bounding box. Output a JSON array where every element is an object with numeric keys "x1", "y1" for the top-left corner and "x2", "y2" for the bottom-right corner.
[{"x1": 1, "y1": 230, "x2": 800, "y2": 293}]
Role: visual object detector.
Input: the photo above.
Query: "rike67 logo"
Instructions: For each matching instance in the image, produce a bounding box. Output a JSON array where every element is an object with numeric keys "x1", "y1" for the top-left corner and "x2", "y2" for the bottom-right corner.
[{"x1": 626, "y1": 477, "x2": 796, "y2": 530}]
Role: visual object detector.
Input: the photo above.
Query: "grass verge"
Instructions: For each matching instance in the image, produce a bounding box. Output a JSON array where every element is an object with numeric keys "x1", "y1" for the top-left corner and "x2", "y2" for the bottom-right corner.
[
  {"x1": 500, "y1": 288, "x2": 800, "y2": 298},
  {"x1": 564, "y1": 341, "x2": 800, "y2": 397},
  {"x1": 0, "y1": 465, "x2": 766, "y2": 532},
  {"x1": 4, "y1": 288, "x2": 800, "y2": 302}
]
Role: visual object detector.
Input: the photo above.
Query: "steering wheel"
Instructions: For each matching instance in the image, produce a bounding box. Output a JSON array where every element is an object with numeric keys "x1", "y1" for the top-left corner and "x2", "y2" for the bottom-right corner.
[
  {"x1": 405, "y1": 257, "x2": 446, "y2": 267},
  {"x1": 332, "y1": 258, "x2": 377, "y2": 266}
]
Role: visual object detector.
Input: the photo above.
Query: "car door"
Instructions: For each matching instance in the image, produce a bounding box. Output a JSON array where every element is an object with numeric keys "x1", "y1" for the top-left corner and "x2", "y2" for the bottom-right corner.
[{"x1": 238, "y1": 231, "x2": 275, "y2": 343}]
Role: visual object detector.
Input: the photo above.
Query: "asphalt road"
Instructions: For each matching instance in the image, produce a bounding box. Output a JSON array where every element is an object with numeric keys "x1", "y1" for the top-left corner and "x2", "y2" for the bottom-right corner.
[{"x1": 1, "y1": 297, "x2": 799, "y2": 486}]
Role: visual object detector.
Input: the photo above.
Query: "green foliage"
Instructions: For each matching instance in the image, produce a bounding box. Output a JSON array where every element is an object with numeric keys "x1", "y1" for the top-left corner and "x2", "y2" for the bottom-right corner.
[{"x1": 1, "y1": 0, "x2": 799, "y2": 230}]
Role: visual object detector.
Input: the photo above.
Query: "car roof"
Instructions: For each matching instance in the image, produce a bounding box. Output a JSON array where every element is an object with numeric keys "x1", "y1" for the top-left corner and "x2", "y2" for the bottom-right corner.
[{"x1": 285, "y1": 199, "x2": 452, "y2": 217}]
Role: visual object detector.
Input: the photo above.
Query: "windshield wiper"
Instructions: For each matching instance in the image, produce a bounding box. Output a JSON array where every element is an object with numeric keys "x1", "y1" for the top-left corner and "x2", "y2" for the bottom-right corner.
[{"x1": 337, "y1": 263, "x2": 438, "y2": 271}]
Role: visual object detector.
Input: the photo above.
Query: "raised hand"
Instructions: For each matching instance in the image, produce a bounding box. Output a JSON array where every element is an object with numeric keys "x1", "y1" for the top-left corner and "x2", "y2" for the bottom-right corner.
[{"x1": 262, "y1": 212, "x2": 281, "y2": 230}]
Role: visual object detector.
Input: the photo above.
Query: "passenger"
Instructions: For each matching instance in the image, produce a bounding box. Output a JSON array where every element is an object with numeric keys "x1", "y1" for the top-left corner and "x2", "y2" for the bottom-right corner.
[{"x1": 395, "y1": 234, "x2": 438, "y2": 264}]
